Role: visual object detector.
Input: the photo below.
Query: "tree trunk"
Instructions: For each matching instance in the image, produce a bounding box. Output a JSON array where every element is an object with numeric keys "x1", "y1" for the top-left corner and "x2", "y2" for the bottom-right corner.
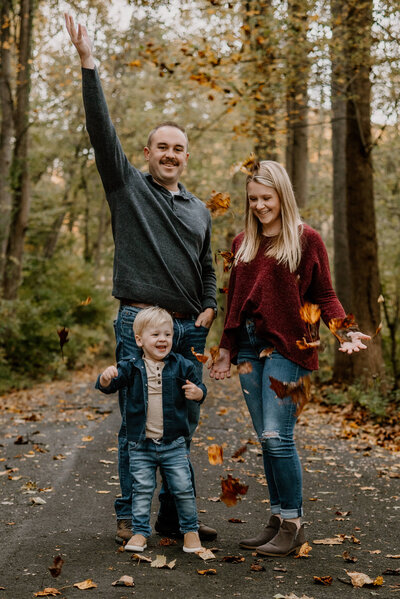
[
  {"x1": 331, "y1": 0, "x2": 353, "y2": 379},
  {"x1": 2, "y1": 0, "x2": 35, "y2": 299},
  {"x1": 0, "y1": 0, "x2": 14, "y2": 284},
  {"x1": 285, "y1": 0, "x2": 309, "y2": 208},
  {"x1": 344, "y1": 0, "x2": 383, "y2": 378}
]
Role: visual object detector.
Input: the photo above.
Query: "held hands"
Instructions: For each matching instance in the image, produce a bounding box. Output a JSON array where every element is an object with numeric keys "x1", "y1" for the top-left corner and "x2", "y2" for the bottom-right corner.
[
  {"x1": 182, "y1": 380, "x2": 203, "y2": 402},
  {"x1": 64, "y1": 13, "x2": 95, "y2": 69},
  {"x1": 209, "y1": 347, "x2": 231, "y2": 380},
  {"x1": 339, "y1": 331, "x2": 371, "y2": 354},
  {"x1": 100, "y1": 365, "x2": 118, "y2": 387}
]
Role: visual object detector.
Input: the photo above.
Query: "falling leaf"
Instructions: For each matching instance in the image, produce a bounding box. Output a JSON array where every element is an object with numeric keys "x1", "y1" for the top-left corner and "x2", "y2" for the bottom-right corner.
[
  {"x1": 299, "y1": 303, "x2": 321, "y2": 324},
  {"x1": 215, "y1": 250, "x2": 234, "y2": 272},
  {"x1": 296, "y1": 337, "x2": 321, "y2": 350},
  {"x1": 219, "y1": 287, "x2": 228, "y2": 294},
  {"x1": 206, "y1": 191, "x2": 231, "y2": 216},
  {"x1": 73, "y1": 579, "x2": 97, "y2": 590},
  {"x1": 328, "y1": 314, "x2": 358, "y2": 343},
  {"x1": 150, "y1": 555, "x2": 176, "y2": 569},
  {"x1": 48, "y1": 556, "x2": 64, "y2": 578},
  {"x1": 34, "y1": 589, "x2": 61, "y2": 597},
  {"x1": 208, "y1": 444, "x2": 223, "y2": 465},
  {"x1": 240, "y1": 152, "x2": 259, "y2": 176},
  {"x1": 372, "y1": 322, "x2": 383, "y2": 338},
  {"x1": 191, "y1": 347, "x2": 208, "y2": 364},
  {"x1": 111, "y1": 575, "x2": 134, "y2": 587},
  {"x1": 231, "y1": 445, "x2": 247, "y2": 459},
  {"x1": 220, "y1": 474, "x2": 248, "y2": 506},
  {"x1": 269, "y1": 375, "x2": 311, "y2": 416},
  {"x1": 294, "y1": 542, "x2": 312, "y2": 558},
  {"x1": 209, "y1": 346, "x2": 220, "y2": 364},
  {"x1": 79, "y1": 297, "x2": 92, "y2": 306},
  {"x1": 197, "y1": 549, "x2": 216, "y2": 561},
  {"x1": 377, "y1": 294, "x2": 384, "y2": 303},
  {"x1": 223, "y1": 555, "x2": 245, "y2": 563},
  {"x1": 57, "y1": 327, "x2": 69, "y2": 358},
  {"x1": 259, "y1": 347, "x2": 274, "y2": 358},
  {"x1": 313, "y1": 575, "x2": 333, "y2": 585},
  {"x1": 237, "y1": 361, "x2": 253, "y2": 374},
  {"x1": 197, "y1": 568, "x2": 217, "y2": 575}
]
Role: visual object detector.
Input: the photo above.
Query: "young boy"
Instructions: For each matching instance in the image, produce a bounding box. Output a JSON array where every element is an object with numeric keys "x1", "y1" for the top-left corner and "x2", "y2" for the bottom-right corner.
[{"x1": 96, "y1": 307, "x2": 206, "y2": 553}]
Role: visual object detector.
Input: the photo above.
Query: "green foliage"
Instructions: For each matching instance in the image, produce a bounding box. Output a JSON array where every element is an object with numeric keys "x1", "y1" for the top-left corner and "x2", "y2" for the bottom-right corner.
[
  {"x1": 323, "y1": 378, "x2": 395, "y2": 418},
  {"x1": 0, "y1": 251, "x2": 114, "y2": 393}
]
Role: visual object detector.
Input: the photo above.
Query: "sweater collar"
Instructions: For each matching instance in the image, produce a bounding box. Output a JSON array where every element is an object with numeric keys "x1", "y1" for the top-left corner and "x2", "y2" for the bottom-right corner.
[{"x1": 145, "y1": 173, "x2": 191, "y2": 200}]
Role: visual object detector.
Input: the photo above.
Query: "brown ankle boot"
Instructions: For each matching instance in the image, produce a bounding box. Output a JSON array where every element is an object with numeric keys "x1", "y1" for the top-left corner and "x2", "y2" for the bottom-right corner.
[
  {"x1": 239, "y1": 515, "x2": 281, "y2": 549},
  {"x1": 256, "y1": 521, "x2": 305, "y2": 557}
]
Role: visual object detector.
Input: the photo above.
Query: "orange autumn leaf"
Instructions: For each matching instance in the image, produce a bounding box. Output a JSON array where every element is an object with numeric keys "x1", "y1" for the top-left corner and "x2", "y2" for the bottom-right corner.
[
  {"x1": 372, "y1": 322, "x2": 383, "y2": 338},
  {"x1": 294, "y1": 541, "x2": 312, "y2": 558},
  {"x1": 231, "y1": 445, "x2": 247, "y2": 459},
  {"x1": 219, "y1": 287, "x2": 228, "y2": 294},
  {"x1": 313, "y1": 575, "x2": 333, "y2": 586},
  {"x1": 269, "y1": 375, "x2": 311, "y2": 417},
  {"x1": 240, "y1": 152, "x2": 259, "y2": 176},
  {"x1": 73, "y1": 579, "x2": 97, "y2": 590},
  {"x1": 191, "y1": 347, "x2": 208, "y2": 364},
  {"x1": 215, "y1": 249, "x2": 235, "y2": 272},
  {"x1": 79, "y1": 296, "x2": 92, "y2": 306},
  {"x1": 34, "y1": 590, "x2": 61, "y2": 598},
  {"x1": 237, "y1": 361, "x2": 253, "y2": 374},
  {"x1": 197, "y1": 568, "x2": 217, "y2": 575},
  {"x1": 209, "y1": 345, "x2": 220, "y2": 364},
  {"x1": 222, "y1": 555, "x2": 245, "y2": 563},
  {"x1": 206, "y1": 190, "x2": 231, "y2": 216},
  {"x1": 296, "y1": 337, "x2": 321, "y2": 350},
  {"x1": 208, "y1": 444, "x2": 224, "y2": 465},
  {"x1": 329, "y1": 314, "x2": 358, "y2": 343},
  {"x1": 299, "y1": 302, "x2": 321, "y2": 324},
  {"x1": 220, "y1": 474, "x2": 248, "y2": 506},
  {"x1": 259, "y1": 347, "x2": 274, "y2": 358}
]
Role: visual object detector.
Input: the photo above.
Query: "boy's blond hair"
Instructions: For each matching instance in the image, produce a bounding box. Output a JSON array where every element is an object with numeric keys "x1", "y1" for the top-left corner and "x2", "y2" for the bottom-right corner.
[{"x1": 133, "y1": 306, "x2": 173, "y2": 337}]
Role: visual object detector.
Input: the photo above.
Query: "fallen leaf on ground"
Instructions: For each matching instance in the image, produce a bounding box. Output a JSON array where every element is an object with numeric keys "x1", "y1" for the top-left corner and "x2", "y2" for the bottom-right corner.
[
  {"x1": 130, "y1": 553, "x2": 152, "y2": 563},
  {"x1": 386, "y1": 555, "x2": 400, "y2": 559},
  {"x1": 346, "y1": 571, "x2": 383, "y2": 587},
  {"x1": 48, "y1": 556, "x2": 64, "y2": 578},
  {"x1": 223, "y1": 555, "x2": 245, "y2": 563},
  {"x1": 220, "y1": 474, "x2": 248, "y2": 506},
  {"x1": 150, "y1": 555, "x2": 176, "y2": 569},
  {"x1": 73, "y1": 579, "x2": 97, "y2": 590},
  {"x1": 313, "y1": 575, "x2": 333, "y2": 585},
  {"x1": 251, "y1": 562, "x2": 265, "y2": 572},
  {"x1": 31, "y1": 497, "x2": 46, "y2": 505},
  {"x1": 158, "y1": 537, "x2": 177, "y2": 546},
  {"x1": 231, "y1": 445, "x2": 247, "y2": 459},
  {"x1": 82, "y1": 436, "x2": 94, "y2": 442},
  {"x1": 197, "y1": 568, "x2": 217, "y2": 575},
  {"x1": 294, "y1": 542, "x2": 312, "y2": 558},
  {"x1": 208, "y1": 444, "x2": 223, "y2": 465},
  {"x1": 34, "y1": 590, "x2": 61, "y2": 597},
  {"x1": 197, "y1": 549, "x2": 216, "y2": 561},
  {"x1": 111, "y1": 575, "x2": 134, "y2": 587},
  {"x1": 313, "y1": 537, "x2": 344, "y2": 545},
  {"x1": 228, "y1": 518, "x2": 246, "y2": 523},
  {"x1": 342, "y1": 551, "x2": 357, "y2": 562}
]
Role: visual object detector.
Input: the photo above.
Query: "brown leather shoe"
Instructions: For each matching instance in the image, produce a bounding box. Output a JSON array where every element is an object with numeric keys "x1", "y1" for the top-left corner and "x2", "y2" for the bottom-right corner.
[
  {"x1": 198, "y1": 522, "x2": 217, "y2": 541},
  {"x1": 256, "y1": 521, "x2": 305, "y2": 557},
  {"x1": 239, "y1": 515, "x2": 281, "y2": 549},
  {"x1": 115, "y1": 519, "x2": 132, "y2": 544}
]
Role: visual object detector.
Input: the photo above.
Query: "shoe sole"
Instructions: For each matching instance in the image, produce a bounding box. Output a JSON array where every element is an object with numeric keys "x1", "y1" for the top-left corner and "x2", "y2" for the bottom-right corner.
[
  {"x1": 239, "y1": 543, "x2": 261, "y2": 549},
  {"x1": 125, "y1": 544, "x2": 147, "y2": 552},
  {"x1": 256, "y1": 545, "x2": 302, "y2": 557},
  {"x1": 183, "y1": 546, "x2": 204, "y2": 553}
]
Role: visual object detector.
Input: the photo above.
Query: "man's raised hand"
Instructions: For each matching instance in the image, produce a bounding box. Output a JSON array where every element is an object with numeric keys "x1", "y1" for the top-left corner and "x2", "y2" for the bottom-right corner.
[{"x1": 64, "y1": 13, "x2": 95, "y2": 69}]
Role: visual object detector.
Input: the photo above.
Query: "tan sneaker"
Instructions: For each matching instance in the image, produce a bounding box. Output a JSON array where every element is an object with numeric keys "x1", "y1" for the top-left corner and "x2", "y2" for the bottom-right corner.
[
  {"x1": 125, "y1": 534, "x2": 147, "y2": 552},
  {"x1": 183, "y1": 531, "x2": 204, "y2": 553}
]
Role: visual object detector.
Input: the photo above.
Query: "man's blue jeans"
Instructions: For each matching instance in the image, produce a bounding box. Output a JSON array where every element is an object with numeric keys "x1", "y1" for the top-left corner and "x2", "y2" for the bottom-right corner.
[
  {"x1": 129, "y1": 436, "x2": 198, "y2": 537},
  {"x1": 113, "y1": 304, "x2": 208, "y2": 522},
  {"x1": 237, "y1": 320, "x2": 311, "y2": 519}
]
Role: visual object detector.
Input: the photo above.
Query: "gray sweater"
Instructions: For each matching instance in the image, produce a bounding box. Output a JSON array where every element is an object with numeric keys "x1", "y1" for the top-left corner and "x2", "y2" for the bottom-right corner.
[{"x1": 82, "y1": 68, "x2": 216, "y2": 314}]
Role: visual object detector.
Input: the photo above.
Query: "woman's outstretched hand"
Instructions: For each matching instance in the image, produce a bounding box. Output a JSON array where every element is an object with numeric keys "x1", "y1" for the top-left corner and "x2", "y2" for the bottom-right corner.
[
  {"x1": 209, "y1": 348, "x2": 231, "y2": 379},
  {"x1": 338, "y1": 331, "x2": 371, "y2": 354}
]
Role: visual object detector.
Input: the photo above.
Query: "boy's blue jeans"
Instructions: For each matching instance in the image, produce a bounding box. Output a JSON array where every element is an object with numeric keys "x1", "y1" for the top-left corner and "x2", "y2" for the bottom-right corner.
[
  {"x1": 113, "y1": 305, "x2": 208, "y2": 522},
  {"x1": 237, "y1": 320, "x2": 311, "y2": 519},
  {"x1": 129, "y1": 436, "x2": 198, "y2": 536}
]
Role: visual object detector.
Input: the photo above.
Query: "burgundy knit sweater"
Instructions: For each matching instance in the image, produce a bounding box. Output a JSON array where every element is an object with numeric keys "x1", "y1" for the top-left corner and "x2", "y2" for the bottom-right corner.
[{"x1": 220, "y1": 224, "x2": 346, "y2": 371}]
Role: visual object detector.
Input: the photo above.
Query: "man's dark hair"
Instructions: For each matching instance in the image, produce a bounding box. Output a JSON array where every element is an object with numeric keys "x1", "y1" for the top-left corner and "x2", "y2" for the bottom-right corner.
[{"x1": 147, "y1": 121, "x2": 189, "y2": 150}]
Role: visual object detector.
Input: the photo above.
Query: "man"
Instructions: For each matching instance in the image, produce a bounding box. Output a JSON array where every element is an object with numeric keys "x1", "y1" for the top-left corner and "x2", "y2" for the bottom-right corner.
[{"x1": 65, "y1": 13, "x2": 217, "y2": 543}]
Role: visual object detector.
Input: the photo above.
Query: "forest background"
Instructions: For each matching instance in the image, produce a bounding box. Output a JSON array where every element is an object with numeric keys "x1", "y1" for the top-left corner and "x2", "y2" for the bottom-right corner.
[{"x1": 0, "y1": 0, "x2": 399, "y2": 419}]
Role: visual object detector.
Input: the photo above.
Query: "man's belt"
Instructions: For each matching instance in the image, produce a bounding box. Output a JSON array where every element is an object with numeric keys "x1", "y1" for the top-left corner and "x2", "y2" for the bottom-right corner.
[{"x1": 119, "y1": 299, "x2": 194, "y2": 320}]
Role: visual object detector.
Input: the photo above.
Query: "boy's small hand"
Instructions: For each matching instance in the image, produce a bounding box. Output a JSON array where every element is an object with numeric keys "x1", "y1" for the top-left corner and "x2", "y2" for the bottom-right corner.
[
  {"x1": 182, "y1": 380, "x2": 203, "y2": 402},
  {"x1": 100, "y1": 365, "x2": 118, "y2": 387}
]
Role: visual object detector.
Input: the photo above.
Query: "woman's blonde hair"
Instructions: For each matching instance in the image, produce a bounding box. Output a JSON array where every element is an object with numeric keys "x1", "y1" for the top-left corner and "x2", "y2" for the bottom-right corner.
[
  {"x1": 235, "y1": 160, "x2": 303, "y2": 272},
  {"x1": 133, "y1": 306, "x2": 173, "y2": 337}
]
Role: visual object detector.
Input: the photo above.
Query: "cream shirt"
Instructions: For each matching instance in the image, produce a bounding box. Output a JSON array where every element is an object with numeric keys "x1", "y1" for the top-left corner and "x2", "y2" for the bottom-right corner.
[{"x1": 143, "y1": 357, "x2": 165, "y2": 439}]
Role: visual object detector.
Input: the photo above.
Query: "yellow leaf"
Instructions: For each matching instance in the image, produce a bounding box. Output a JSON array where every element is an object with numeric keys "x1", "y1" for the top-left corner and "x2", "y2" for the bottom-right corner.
[{"x1": 73, "y1": 579, "x2": 97, "y2": 590}]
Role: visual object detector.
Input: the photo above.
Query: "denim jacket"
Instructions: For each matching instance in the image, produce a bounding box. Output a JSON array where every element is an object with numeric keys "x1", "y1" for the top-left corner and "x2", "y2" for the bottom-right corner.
[{"x1": 95, "y1": 352, "x2": 206, "y2": 443}]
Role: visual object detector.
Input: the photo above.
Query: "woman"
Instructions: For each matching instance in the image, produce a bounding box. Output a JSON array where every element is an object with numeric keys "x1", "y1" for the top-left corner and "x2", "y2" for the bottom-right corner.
[{"x1": 210, "y1": 161, "x2": 369, "y2": 557}]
